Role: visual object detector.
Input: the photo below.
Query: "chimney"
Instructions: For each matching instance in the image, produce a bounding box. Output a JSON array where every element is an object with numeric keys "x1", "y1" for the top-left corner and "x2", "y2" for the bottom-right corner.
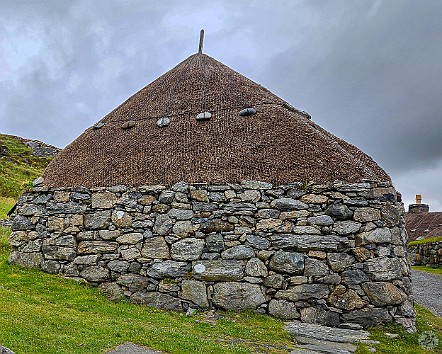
[
  {"x1": 408, "y1": 194, "x2": 429, "y2": 214},
  {"x1": 415, "y1": 194, "x2": 422, "y2": 204}
]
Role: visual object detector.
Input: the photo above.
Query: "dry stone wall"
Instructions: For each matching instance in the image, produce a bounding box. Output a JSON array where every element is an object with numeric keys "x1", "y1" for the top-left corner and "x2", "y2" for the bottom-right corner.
[
  {"x1": 9, "y1": 180, "x2": 415, "y2": 330},
  {"x1": 408, "y1": 241, "x2": 442, "y2": 266}
]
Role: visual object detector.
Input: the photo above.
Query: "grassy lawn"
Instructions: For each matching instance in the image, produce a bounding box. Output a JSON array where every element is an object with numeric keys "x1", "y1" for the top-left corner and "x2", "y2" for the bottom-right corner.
[
  {"x1": 412, "y1": 265, "x2": 442, "y2": 276},
  {"x1": 0, "y1": 196, "x2": 16, "y2": 219},
  {"x1": 1, "y1": 225, "x2": 441, "y2": 353},
  {"x1": 356, "y1": 304, "x2": 442, "y2": 353}
]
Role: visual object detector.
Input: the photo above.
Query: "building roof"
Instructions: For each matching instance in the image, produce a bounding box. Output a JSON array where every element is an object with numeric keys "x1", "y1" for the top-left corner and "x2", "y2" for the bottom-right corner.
[
  {"x1": 405, "y1": 212, "x2": 442, "y2": 241},
  {"x1": 42, "y1": 52, "x2": 390, "y2": 188}
]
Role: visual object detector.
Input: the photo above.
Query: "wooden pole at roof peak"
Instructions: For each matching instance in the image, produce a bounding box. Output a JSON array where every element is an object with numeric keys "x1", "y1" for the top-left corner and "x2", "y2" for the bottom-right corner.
[{"x1": 198, "y1": 29, "x2": 204, "y2": 54}]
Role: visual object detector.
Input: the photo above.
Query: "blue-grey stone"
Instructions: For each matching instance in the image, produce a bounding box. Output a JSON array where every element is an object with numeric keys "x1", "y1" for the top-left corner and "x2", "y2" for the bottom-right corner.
[{"x1": 269, "y1": 251, "x2": 304, "y2": 274}]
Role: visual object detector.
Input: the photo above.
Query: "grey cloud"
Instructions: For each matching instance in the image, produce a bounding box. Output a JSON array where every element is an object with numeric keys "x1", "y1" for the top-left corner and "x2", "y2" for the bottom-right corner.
[
  {"x1": 257, "y1": 0, "x2": 442, "y2": 173},
  {"x1": 1, "y1": 0, "x2": 172, "y2": 146}
]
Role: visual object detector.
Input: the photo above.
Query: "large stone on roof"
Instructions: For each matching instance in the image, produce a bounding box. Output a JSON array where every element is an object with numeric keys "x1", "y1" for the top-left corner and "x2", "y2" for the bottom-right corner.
[{"x1": 41, "y1": 53, "x2": 390, "y2": 188}]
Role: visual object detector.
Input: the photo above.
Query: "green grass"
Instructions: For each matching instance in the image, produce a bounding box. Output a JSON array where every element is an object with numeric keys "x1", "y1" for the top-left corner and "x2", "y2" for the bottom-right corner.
[
  {"x1": 0, "y1": 196, "x2": 16, "y2": 219},
  {"x1": 408, "y1": 236, "x2": 442, "y2": 247},
  {"x1": 0, "y1": 227, "x2": 294, "y2": 354},
  {"x1": 0, "y1": 134, "x2": 52, "y2": 198},
  {"x1": 0, "y1": 226, "x2": 10, "y2": 253},
  {"x1": 412, "y1": 265, "x2": 442, "y2": 276},
  {"x1": 357, "y1": 304, "x2": 442, "y2": 354}
]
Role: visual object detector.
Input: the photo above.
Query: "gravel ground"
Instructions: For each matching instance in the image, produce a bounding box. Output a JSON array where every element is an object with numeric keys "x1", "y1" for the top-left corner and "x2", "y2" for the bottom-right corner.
[{"x1": 411, "y1": 269, "x2": 442, "y2": 317}]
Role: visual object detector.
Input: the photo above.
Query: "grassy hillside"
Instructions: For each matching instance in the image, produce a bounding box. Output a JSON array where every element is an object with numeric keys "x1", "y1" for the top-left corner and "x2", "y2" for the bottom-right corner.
[
  {"x1": 0, "y1": 196, "x2": 16, "y2": 219},
  {"x1": 0, "y1": 133, "x2": 56, "y2": 217}
]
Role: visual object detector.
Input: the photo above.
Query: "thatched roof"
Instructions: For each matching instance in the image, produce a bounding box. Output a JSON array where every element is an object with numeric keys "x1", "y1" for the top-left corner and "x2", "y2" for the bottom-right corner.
[
  {"x1": 405, "y1": 212, "x2": 442, "y2": 241},
  {"x1": 42, "y1": 52, "x2": 390, "y2": 188}
]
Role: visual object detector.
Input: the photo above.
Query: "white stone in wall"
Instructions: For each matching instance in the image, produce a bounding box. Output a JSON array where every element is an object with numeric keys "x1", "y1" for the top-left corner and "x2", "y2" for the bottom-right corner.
[{"x1": 192, "y1": 260, "x2": 245, "y2": 281}]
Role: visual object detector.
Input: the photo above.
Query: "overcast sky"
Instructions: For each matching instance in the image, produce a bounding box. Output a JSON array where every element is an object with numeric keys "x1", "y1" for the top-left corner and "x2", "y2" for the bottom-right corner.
[{"x1": 1, "y1": 0, "x2": 441, "y2": 211}]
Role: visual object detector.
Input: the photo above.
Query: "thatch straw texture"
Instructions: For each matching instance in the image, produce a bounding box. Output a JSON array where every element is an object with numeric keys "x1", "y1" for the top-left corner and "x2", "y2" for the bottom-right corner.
[
  {"x1": 405, "y1": 212, "x2": 442, "y2": 241},
  {"x1": 43, "y1": 53, "x2": 390, "y2": 188}
]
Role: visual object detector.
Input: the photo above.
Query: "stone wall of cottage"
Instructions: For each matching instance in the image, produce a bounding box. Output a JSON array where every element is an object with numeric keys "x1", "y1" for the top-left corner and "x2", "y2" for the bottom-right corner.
[
  {"x1": 408, "y1": 241, "x2": 442, "y2": 266},
  {"x1": 8, "y1": 180, "x2": 415, "y2": 330}
]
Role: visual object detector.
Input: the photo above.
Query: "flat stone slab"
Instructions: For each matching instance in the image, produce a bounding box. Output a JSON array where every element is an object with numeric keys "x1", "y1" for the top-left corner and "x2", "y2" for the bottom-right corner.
[
  {"x1": 106, "y1": 342, "x2": 163, "y2": 354},
  {"x1": 286, "y1": 322, "x2": 370, "y2": 344},
  {"x1": 294, "y1": 342, "x2": 354, "y2": 354},
  {"x1": 287, "y1": 322, "x2": 378, "y2": 354},
  {"x1": 294, "y1": 345, "x2": 352, "y2": 354},
  {"x1": 0, "y1": 345, "x2": 15, "y2": 354},
  {"x1": 295, "y1": 336, "x2": 357, "y2": 353}
]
